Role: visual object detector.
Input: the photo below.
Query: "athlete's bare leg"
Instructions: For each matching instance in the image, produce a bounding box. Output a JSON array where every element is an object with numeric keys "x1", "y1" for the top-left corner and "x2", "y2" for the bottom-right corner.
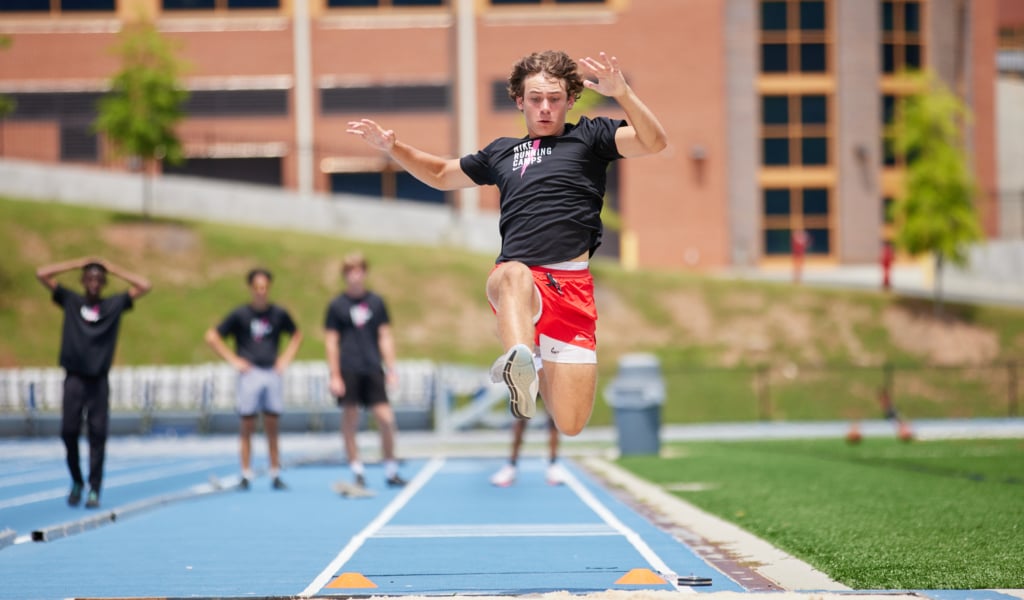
[
  {"x1": 539, "y1": 361, "x2": 596, "y2": 436},
  {"x1": 486, "y1": 262, "x2": 539, "y2": 350},
  {"x1": 341, "y1": 404, "x2": 361, "y2": 464},
  {"x1": 239, "y1": 415, "x2": 256, "y2": 473},
  {"x1": 263, "y1": 413, "x2": 281, "y2": 471},
  {"x1": 370, "y1": 402, "x2": 399, "y2": 461}
]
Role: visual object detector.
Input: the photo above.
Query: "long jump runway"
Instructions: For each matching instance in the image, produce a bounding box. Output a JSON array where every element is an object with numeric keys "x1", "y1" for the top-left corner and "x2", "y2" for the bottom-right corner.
[{"x1": 0, "y1": 437, "x2": 743, "y2": 600}]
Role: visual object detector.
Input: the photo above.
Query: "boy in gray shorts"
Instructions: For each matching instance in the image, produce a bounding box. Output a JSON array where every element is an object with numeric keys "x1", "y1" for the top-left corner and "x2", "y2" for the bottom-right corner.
[{"x1": 205, "y1": 268, "x2": 303, "y2": 490}]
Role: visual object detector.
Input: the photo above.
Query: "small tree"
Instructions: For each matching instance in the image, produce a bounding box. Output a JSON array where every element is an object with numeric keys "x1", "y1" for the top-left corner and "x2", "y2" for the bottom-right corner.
[
  {"x1": 0, "y1": 36, "x2": 16, "y2": 155},
  {"x1": 888, "y1": 71, "x2": 983, "y2": 313},
  {"x1": 94, "y1": 20, "x2": 188, "y2": 218}
]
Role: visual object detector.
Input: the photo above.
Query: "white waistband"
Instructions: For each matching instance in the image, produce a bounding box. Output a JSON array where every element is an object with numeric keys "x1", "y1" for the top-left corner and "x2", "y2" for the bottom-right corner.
[{"x1": 541, "y1": 260, "x2": 589, "y2": 271}]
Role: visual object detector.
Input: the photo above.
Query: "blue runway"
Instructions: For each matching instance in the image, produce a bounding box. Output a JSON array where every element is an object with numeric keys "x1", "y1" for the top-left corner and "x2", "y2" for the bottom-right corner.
[{"x1": 0, "y1": 437, "x2": 739, "y2": 599}]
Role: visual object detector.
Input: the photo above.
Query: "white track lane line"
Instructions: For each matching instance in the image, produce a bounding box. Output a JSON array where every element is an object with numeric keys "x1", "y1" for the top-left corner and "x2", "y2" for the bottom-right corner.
[
  {"x1": 298, "y1": 456, "x2": 446, "y2": 598},
  {"x1": 560, "y1": 463, "x2": 682, "y2": 591}
]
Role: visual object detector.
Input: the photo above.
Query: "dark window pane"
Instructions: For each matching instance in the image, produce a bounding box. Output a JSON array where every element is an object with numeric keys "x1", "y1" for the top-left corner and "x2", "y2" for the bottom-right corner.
[
  {"x1": 905, "y1": 44, "x2": 921, "y2": 69},
  {"x1": 800, "y1": 95, "x2": 827, "y2": 124},
  {"x1": 882, "y1": 94, "x2": 896, "y2": 125},
  {"x1": 554, "y1": 0, "x2": 603, "y2": 3},
  {"x1": 0, "y1": 0, "x2": 49, "y2": 10},
  {"x1": 396, "y1": 172, "x2": 446, "y2": 203},
  {"x1": 763, "y1": 138, "x2": 790, "y2": 166},
  {"x1": 883, "y1": 197, "x2": 895, "y2": 223},
  {"x1": 762, "y1": 95, "x2": 789, "y2": 125},
  {"x1": 490, "y1": 0, "x2": 542, "y2": 4},
  {"x1": 904, "y1": 2, "x2": 920, "y2": 33},
  {"x1": 883, "y1": 43, "x2": 896, "y2": 73},
  {"x1": 321, "y1": 84, "x2": 449, "y2": 113},
  {"x1": 6, "y1": 91, "x2": 103, "y2": 120},
  {"x1": 61, "y1": 0, "x2": 114, "y2": 10},
  {"x1": 331, "y1": 172, "x2": 384, "y2": 198},
  {"x1": 805, "y1": 228, "x2": 830, "y2": 254},
  {"x1": 799, "y1": 43, "x2": 826, "y2": 72},
  {"x1": 328, "y1": 0, "x2": 378, "y2": 5},
  {"x1": 764, "y1": 189, "x2": 791, "y2": 216},
  {"x1": 60, "y1": 122, "x2": 99, "y2": 162},
  {"x1": 761, "y1": 1, "x2": 787, "y2": 31},
  {"x1": 186, "y1": 90, "x2": 287, "y2": 116},
  {"x1": 883, "y1": 136, "x2": 897, "y2": 166},
  {"x1": 761, "y1": 43, "x2": 789, "y2": 73},
  {"x1": 492, "y1": 80, "x2": 515, "y2": 111},
  {"x1": 802, "y1": 137, "x2": 828, "y2": 165},
  {"x1": 764, "y1": 229, "x2": 793, "y2": 255},
  {"x1": 882, "y1": 1, "x2": 894, "y2": 31},
  {"x1": 394, "y1": 0, "x2": 445, "y2": 4},
  {"x1": 164, "y1": 157, "x2": 283, "y2": 186},
  {"x1": 803, "y1": 188, "x2": 829, "y2": 215},
  {"x1": 163, "y1": 0, "x2": 215, "y2": 8},
  {"x1": 799, "y1": 1, "x2": 825, "y2": 30},
  {"x1": 228, "y1": 0, "x2": 279, "y2": 7}
]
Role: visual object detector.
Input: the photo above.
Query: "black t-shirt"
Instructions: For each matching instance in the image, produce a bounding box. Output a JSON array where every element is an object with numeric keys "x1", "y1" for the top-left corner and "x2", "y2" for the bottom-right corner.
[
  {"x1": 460, "y1": 115, "x2": 626, "y2": 265},
  {"x1": 52, "y1": 284, "x2": 134, "y2": 377},
  {"x1": 216, "y1": 304, "x2": 298, "y2": 369},
  {"x1": 324, "y1": 291, "x2": 391, "y2": 375}
]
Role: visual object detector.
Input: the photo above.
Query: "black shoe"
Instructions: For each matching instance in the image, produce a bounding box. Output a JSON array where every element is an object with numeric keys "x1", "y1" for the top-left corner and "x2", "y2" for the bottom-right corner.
[
  {"x1": 354, "y1": 474, "x2": 366, "y2": 488},
  {"x1": 68, "y1": 482, "x2": 83, "y2": 506},
  {"x1": 386, "y1": 474, "x2": 407, "y2": 487},
  {"x1": 239, "y1": 477, "x2": 250, "y2": 491},
  {"x1": 271, "y1": 476, "x2": 287, "y2": 490},
  {"x1": 84, "y1": 489, "x2": 100, "y2": 509}
]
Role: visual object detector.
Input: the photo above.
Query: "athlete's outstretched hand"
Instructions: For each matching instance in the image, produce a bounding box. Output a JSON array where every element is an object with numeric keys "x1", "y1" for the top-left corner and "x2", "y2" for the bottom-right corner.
[
  {"x1": 347, "y1": 119, "x2": 396, "y2": 152},
  {"x1": 578, "y1": 52, "x2": 628, "y2": 99}
]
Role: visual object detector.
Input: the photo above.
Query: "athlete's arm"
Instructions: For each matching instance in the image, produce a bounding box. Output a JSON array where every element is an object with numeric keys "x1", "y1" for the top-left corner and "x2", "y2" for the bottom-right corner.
[
  {"x1": 578, "y1": 52, "x2": 668, "y2": 158},
  {"x1": 275, "y1": 328, "x2": 303, "y2": 373},
  {"x1": 35, "y1": 256, "x2": 93, "y2": 292},
  {"x1": 378, "y1": 323, "x2": 398, "y2": 387},
  {"x1": 204, "y1": 327, "x2": 250, "y2": 372},
  {"x1": 324, "y1": 328, "x2": 345, "y2": 398},
  {"x1": 346, "y1": 119, "x2": 476, "y2": 191},
  {"x1": 100, "y1": 259, "x2": 153, "y2": 300}
]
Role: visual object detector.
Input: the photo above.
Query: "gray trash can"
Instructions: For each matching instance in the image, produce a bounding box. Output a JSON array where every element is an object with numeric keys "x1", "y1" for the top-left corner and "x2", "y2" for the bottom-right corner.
[{"x1": 603, "y1": 353, "x2": 665, "y2": 456}]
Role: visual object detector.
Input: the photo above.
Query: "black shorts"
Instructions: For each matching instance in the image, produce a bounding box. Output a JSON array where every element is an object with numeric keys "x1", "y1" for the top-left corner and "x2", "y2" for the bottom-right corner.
[{"x1": 337, "y1": 370, "x2": 389, "y2": 408}]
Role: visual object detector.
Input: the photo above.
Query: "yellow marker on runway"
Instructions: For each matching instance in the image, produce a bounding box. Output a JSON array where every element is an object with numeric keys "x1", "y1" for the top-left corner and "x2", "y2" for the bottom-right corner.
[
  {"x1": 326, "y1": 572, "x2": 378, "y2": 588},
  {"x1": 615, "y1": 567, "x2": 667, "y2": 585}
]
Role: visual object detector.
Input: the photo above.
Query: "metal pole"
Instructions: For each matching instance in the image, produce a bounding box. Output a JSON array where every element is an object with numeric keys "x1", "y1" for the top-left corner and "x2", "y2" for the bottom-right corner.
[
  {"x1": 454, "y1": 0, "x2": 479, "y2": 219},
  {"x1": 293, "y1": 0, "x2": 314, "y2": 198}
]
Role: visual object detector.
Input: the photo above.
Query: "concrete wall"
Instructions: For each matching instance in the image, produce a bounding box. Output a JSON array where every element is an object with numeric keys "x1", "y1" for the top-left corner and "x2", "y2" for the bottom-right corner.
[{"x1": 0, "y1": 158, "x2": 501, "y2": 255}]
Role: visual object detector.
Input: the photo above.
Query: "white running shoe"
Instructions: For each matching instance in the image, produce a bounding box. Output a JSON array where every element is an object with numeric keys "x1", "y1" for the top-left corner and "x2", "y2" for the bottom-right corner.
[
  {"x1": 546, "y1": 463, "x2": 567, "y2": 486},
  {"x1": 489, "y1": 343, "x2": 538, "y2": 419},
  {"x1": 490, "y1": 464, "x2": 517, "y2": 487}
]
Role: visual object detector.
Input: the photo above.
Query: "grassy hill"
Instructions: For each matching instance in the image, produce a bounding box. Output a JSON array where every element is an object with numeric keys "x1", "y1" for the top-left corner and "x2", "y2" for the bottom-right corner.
[{"x1": 3, "y1": 195, "x2": 1023, "y2": 425}]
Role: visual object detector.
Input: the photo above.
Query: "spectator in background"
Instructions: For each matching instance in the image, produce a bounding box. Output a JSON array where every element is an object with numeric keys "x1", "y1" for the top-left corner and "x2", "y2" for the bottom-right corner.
[
  {"x1": 36, "y1": 257, "x2": 152, "y2": 509},
  {"x1": 324, "y1": 252, "x2": 406, "y2": 489},
  {"x1": 205, "y1": 268, "x2": 303, "y2": 491},
  {"x1": 490, "y1": 414, "x2": 567, "y2": 487}
]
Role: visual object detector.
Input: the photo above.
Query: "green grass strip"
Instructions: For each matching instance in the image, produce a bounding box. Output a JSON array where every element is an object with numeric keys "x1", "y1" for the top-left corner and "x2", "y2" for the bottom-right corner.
[{"x1": 617, "y1": 437, "x2": 1024, "y2": 589}]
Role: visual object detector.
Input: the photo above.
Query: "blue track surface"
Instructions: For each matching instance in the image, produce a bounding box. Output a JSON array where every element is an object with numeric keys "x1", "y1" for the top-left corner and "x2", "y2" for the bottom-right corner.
[{"x1": 0, "y1": 432, "x2": 1021, "y2": 600}]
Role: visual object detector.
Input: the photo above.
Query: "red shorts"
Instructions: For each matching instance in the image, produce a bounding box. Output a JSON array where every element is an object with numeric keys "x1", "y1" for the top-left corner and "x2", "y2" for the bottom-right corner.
[{"x1": 489, "y1": 264, "x2": 597, "y2": 364}]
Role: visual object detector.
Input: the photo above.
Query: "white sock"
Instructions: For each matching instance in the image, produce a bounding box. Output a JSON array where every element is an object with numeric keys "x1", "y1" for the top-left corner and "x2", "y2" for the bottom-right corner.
[
  {"x1": 385, "y1": 460, "x2": 398, "y2": 478},
  {"x1": 350, "y1": 461, "x2": 364, "y2": 476}
]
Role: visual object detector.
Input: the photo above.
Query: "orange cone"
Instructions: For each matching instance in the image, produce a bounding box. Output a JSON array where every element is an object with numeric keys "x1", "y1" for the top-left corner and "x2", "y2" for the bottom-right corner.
[
  {"x1": 615, "y1": 568, "x2": 668, "y2": 585},
  {"x1": 845, "y1": 422, "x2": 862, "y2": 445},
  {"x1": 326, "y1": 572, "x2": 378, "y2": 588}
]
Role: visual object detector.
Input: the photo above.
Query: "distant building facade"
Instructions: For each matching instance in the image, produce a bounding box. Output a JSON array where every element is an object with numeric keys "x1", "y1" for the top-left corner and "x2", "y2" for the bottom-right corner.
[{"x1": 0, "y1": 0, "x2": 1001, "y2": 270}]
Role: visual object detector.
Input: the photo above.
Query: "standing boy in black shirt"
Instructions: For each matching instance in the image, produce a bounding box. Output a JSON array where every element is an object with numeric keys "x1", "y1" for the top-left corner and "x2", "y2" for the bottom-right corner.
[
  {"x1": 205, "y1": 268, "x2": 303, "y2": 490},
  {"x1": 36, "y1": 257, "x2": 152, "y2": 509}
]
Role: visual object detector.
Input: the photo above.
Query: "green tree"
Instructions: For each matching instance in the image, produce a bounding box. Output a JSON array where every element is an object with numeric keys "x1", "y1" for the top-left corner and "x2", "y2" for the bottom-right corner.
[
  {"x1": 888, "y1": 71, "x2": 983, "y2": 313},
  {"x1": 94, "y1": 20, "x2": 188, "y2": 218},
  {"x1": 0, "y1": 36, "x2": 16, "y2": 154}
]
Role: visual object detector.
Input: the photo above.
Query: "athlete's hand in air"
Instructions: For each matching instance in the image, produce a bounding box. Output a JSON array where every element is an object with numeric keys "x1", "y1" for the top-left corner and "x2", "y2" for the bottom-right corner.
[
  {"x1": 347, "y1": 119, "x2": 396, "y2": 152},
  {"x1": 578, "y1": 52, "x2": 628, "y2": 99}
]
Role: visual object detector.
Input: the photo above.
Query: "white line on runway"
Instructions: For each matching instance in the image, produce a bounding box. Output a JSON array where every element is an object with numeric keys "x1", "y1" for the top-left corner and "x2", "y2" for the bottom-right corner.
[{"x1": 299, "y1": 456, "x2": 446, "y2": 598}]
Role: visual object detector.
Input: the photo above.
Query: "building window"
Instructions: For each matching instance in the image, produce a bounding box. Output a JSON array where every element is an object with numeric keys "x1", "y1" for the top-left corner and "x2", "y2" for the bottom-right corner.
[
  {"x1": 185, "y1": 90, "x2": 289, "y2": 117},
  {"x1": 60, "y1": 122, "x2": 100, "y2": 162},
  {"x1": 163, "y1": 0, "x2": 280, "y2": 9},
  {"x1": 762, "y1": 187, "x2": 832, "y2": 255},
  {"x1": 321, "y1": 84, "x2": 449, "y2": 113},
  {"x1": 327, "y1": 0, "x2": 446, "y2": 6},
  {"x1": 489, "y1": 0, "x2": 604, "y2": 4},
  {"x1": 760, "y1": 94, "x2": 831, "y2": 167},
  {"x1": 881, "y1": 0, "x2": 923, "y2": 74},
  {"x1": 1, "y1": 0, "x2": 114, "y2": 11},
  {"x1": 331, "y1": 171, "x2": 446, "y2": 204},
  {"x1": 760, "y1": 0, "x2": 830, "y2": 74}
]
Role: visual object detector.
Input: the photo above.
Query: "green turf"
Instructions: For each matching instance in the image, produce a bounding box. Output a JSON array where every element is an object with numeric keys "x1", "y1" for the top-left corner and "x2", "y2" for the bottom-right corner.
[{"x1": 617, "y1": 437, "x2": 1024, "y2": 589}]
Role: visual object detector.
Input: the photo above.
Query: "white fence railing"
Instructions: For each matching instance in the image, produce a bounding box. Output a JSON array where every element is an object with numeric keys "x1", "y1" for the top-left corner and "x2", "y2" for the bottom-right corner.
[{"x1": 0, "y1": 360, "x2": 502, "y2": 436}]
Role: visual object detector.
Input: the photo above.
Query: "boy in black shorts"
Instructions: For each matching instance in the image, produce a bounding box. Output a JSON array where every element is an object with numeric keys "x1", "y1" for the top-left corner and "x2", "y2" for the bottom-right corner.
[{"x1": 37, "y1": 257, "x2": 152, "y2": 509}]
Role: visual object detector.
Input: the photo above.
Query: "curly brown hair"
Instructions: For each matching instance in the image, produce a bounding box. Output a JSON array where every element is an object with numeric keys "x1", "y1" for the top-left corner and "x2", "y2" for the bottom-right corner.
[{"x1": 506, "y1": 50, "x2": 584, "y2": 103}]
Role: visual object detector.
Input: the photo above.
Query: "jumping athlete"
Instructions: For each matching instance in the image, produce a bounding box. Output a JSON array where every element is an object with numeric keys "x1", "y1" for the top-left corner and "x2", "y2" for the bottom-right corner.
[
  {"x1": 346, "y1": 50, "x2": 667, "y2": 435},
  {"x1": 36, "y1": 257, "x2": 152, "y2": 509},
  {"x1": 205, "y1": 268, "x2": 303, "y2": 491}
]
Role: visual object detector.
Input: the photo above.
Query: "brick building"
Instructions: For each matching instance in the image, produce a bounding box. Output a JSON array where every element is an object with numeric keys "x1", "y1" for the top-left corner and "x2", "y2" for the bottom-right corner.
[{"x1": 0, "y1": 0, "x2": 1001, "y2": 270}]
